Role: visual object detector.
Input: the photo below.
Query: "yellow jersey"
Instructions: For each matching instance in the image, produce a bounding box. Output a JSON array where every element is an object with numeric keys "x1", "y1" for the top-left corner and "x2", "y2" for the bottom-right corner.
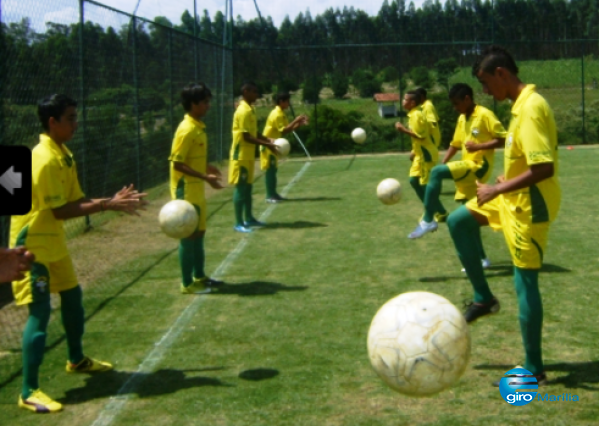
[
  {"x1": 421, "y1": 99, "x2": 441, "y2": 146},
  {"x1": 504, "y1": 84, "x2": 560, "y2": 223},
  {"x1": 407, "y1": 107, "x2": 437, "y2": 162},
  {"x1": 169, "y1": 114, "x2": 207, "y2": 199},
  {"x1": 10, "y1": 134, "x2": 85, "y2": 262},
  {"x1": 231, "y1": 100, "x2": 258, "y2": 161}
]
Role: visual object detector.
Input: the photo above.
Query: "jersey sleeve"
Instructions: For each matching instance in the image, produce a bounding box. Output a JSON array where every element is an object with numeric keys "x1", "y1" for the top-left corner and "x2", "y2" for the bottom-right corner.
[
  {"x1": 68, "y1": 163, "x2": 85, "y2": 201},
  {"x1": 449, "y1": 118, "x2": 463, "y2": 149},
  {"x1": 485, "y1": 112, "x2": 507, "y2": 139},
  {"x1": 238, "y1": 108, "x2": 255, "y2": 134},
  {"x1": 169, "y1": 129, "x2": 192, "y2": 163},
  {"x1": 274, "y1": 112, "x2": 288, "y2": 133},
  {"x1": 409, "y1": 112, "x2": 427, "y2": 139},
  {"x1": 520, "y1": 104, "x2": 555, "y2": 166},
  {"x1": 35, "y1": 161, "x2": 68, "y2": 210}
]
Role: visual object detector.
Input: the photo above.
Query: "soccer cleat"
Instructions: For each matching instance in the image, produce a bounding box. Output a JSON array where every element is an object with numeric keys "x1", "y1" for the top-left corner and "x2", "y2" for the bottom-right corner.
[
  {"x1": 492, "y1": 367, "x2": 547, "y2": 387},
  {"x1": 462, "y1": 258, "x2": 492, "y2": 272},
  {"x1": 66, "y1": 356, "x2": 113, "y2": 373},
  {"x1": 244, "y1": 219, "x2": 266, "y2": 227},
  {"x1": 435, "y1": 212, "x2": 449, "y2": 223},
  {"x1": 408, "y1": 220, "x2": 438, "y2": 239},
  {"x1": 273, "y1": 194, "x2": 286, "y2": 201},
  {"x1": 18, "y1": 389, "x2": 63, "y2": 413},
  {"x1": 463, "y1": 298, "x2": 500, "y2": 323},
  {"x1": 265, "y1": 198, "x2": 280, "y2": 204},
  {"x1": 233, "y1": 225, "x2": 253, "y2": 233},
  {"x1": 180, "y1": 282, "x2": 211, "y2": 295},
  {"x1": 195, "y1": 276, "x2": 224, "y2": 287}
]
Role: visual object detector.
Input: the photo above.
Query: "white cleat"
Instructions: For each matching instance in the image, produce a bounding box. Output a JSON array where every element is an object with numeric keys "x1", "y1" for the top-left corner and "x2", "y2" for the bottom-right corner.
[
  {"x1": 462, "y1": 258, "x2": 492, "y2": 272},
  {"x1": 408, "y1": 220, "x2": 438, "y2": 239}
]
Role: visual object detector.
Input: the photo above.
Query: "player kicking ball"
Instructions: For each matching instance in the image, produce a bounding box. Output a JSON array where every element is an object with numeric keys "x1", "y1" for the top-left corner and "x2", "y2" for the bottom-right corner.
[
  {"x1": 11, "y1": 94, "x2": 148, "y2": 413},
  {"x1": 169, "y1": 83, "x2": 225, "y2": 295},
  {"x1": 448, "y1": 46, "x2": 560, "y2": 385}
]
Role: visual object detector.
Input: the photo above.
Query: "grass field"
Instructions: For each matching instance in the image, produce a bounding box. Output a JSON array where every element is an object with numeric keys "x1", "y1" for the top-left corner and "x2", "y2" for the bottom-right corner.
[{"x1": 1, "y1": 148, "x2": 599, "y2": 425}]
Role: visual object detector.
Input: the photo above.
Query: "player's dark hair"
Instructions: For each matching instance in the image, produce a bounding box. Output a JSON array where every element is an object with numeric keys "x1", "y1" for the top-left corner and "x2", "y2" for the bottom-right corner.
[
  {"x1": 181, "y1": 82, "x2": 212, "y2": 112},
  {"x1": 415, "y1": 87, "x2": 427, "y2": 101},
  {"x1": 472, "y1": 45, "x2": 519, "y2": 76},
  {"x1": 241, "y1": 81, "x2": 258, "y2": 93},
  {"x1": 448, "y1": 83, "x2": 474, "y2": 101},
  {"x1": 38, "y1": 94, "x2": 77, "y2": 131},
  {"x1": 405, "y1": 90, "x2": 422, "y2": 105},
  {"x1": 275, "y1": 92, "x2": 291, "y2": 104}
]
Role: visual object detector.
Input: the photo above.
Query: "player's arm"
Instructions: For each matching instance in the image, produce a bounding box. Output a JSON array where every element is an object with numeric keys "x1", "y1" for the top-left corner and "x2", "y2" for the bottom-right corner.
[
  {"x1": 476, "y1": 163, "x2": 554, "y2": 206},
  {"x1": 465, "y1": 137, "x2": 505, "y2": 152},
  {"x1": 52, "y1": 184, "x2": 148, "y2": 219},
  {"x1": 442, "y1": 146, "x2": 459, "y2": 164},
  {"x1": 395, "y1": 122, "x2": 423, "y2": 140},
  {"x1": 173, "y1": 162, "x2": 223, "y2": 189},
  {"x1": 243, "y1": 132, "x2": 277, "y2": 152},
  {"x1": 281, "y1": 115, "x2": 308, "y2": 134}
]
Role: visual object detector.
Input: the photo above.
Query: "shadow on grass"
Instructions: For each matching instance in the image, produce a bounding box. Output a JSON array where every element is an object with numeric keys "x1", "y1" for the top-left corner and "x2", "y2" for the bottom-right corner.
[
  {"x1": 280, "y1": 197, "x2": 342, "y2": 202},
  {"x1": 212, "y1": 281, "x2": 308, "y2": 297},
  {"x1": 418, "y1": 262, "x2": 571, "y2": 283},
  {"x1": 61, "y1": 367, "x2": 231, "y2": 404},
  {"x1": 261, "y1": 221, "x2": 327, "y2": 230},
  {"x1": 474, "y1": 362, "x2": 599, "y2": 391},
  {"x1": 239, "y1": 368, "x2": 279, "y2": 381}
]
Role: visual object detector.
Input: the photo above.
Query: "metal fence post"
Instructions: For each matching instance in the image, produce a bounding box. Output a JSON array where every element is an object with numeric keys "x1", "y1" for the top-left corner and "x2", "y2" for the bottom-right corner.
[
  {"x1": 582, "y1": 39, "x2": 586, "y2": 144},
  {"x1": 168, "y1": 28, "x2": 174, "y2": 138},
  {"x1": 132, "y1": 16, "x2": 142, "y2": 190},
  {"x1": 79, "y1": 0, "x2": 91, "y2": 229}
]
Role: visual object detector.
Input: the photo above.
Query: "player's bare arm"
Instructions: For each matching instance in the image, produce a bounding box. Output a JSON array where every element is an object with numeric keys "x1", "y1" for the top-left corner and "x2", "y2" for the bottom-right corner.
[
  {"x1": 0, "y1": 247, "x2": 35, "y2": 282},
  {"x1": 206, "y1": 164, "x2": 222, "y2": 177},
  {"x1": 442, "y1": 145, "x2": 459, "y2": 164},
  {"x1": 465, "y1": 138, "x2": 505, "y2": 152},
  {"x1": 174, "y1": 162, "x2": 224, "y2": 189},
  {"x1": 243, "y1": 132, "x2": 277, "y2": 152},
  {"x1": 52, "y1": 184, "x2": 148, "y2": 219},
  {"x1": 476, "y1": 163, "x2": 554, "y2": 206},
  {"x1": 395, "y1": 122, "x2": 423, "y2": 140}
]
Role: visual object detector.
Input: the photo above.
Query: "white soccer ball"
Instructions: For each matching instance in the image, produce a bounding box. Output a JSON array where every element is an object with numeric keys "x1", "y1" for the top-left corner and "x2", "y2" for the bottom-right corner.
[
  {"x1": 158, "y1": 200, "x2": 199, "y2": 239},
  {"x1": 367, "y1": 291, "x2": 471, "y2": 397},
  {"x1": 351, "y1": 127, "x2": 367, "y2": 144},
  {"x1": 274, "y1": 138, "x2": 291, "y2": 157},
  {"x1": 377, "y1": 178, "x2": 402, "y2": 205}
]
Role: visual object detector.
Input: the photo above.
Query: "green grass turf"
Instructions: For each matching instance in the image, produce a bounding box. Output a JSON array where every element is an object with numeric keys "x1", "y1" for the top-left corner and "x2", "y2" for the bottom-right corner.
[{"x1": 2, "y1": 149, "x2": 599, "y2": 425}]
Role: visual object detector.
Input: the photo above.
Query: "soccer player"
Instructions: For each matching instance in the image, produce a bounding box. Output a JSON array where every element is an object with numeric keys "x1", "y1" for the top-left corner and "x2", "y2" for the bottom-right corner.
[
  {"x1": 416, "y1": 87, "x2": 442, "y2": 148},
  {"x1": 0, "y1": 247, "x2": 35, "y2": 282},
  {"x1": 448, "y1": 46, "x2": 560, "y2": 384},
  {"x1": 229, "y1": 82, "x2": 277, "y2": 232},
  {"x1": 395, "y1": 90, "x2": 439, "y2": 225},
  {"x1": 408, "y1": 83, "x2": 506, "y2": 268},
  {"x1": 261, "y1": 92, "x2": 308, "y2": 203},
  {"x1": 11, "y1": 94, "x2": 147, "y2": 413},
  {"x1": 169, "y1": 83, "x2": 224, "y2": 295}
]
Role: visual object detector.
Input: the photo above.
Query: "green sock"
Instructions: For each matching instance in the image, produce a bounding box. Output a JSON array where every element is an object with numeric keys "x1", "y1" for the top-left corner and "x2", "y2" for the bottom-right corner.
[
  {"x1": 458, "y1": 200, "x2": 487, "y2": 261},
  {"x1": 514, "y1": 267, "x2": 544, "y2": 375},
  {"x1": 423, "y1": 165, "x2": 449, "y2": 222},
  {"x1": 179, "y1": 238, "x2": 195, "y2": 286},
  {"x1": 265, "y1": 157, "x2": 277, "y2": 198},
  {"x1": 192, "y1": 236, "x2": 206, "y2": 279},
  {"x1": 233, "y1": 185, "x2": 245, "y2": 227},
  {"x1": 447, "y1": 205, "x2": 494, "y2": 303},
  {"x1": 409, "y1": 176, "x2": 425, "y2": 203},
  {"x1": 244, "y1": 183, "x2": 254, "y2": 222},
  {"x1": 22, "y1": 301, "x2": 51, "y2": 398},
  {"x1": 60, "y1": 286, "x2": 85, "y2": 364}
]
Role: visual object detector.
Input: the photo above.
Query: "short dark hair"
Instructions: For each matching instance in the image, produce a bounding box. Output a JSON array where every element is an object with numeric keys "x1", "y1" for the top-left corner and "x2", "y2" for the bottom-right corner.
[
  {"x1": 449, "y1": 83, "x2": 474, "y2": 101},
  {"x1": 241, "y1": 81, "x2": 258, "y2": 93},
  {"x1": 38, "y1": 94, "x2": 77, "y2": 131},
  {"x1": 275, "y1": 92, "x2": 290, "y2": 104},
  {"x1": 472, "y1": 45, "x2": 519, "y2": 76},
  {"x1": 405, "y1": 90, "x2": 422, "y2": 105},
  {"x1": 181, "y1": 83, "x2": 212, "y2": 111},
  {"x1": 415, "y1": 87, "x2": 427, "y2": 100}
]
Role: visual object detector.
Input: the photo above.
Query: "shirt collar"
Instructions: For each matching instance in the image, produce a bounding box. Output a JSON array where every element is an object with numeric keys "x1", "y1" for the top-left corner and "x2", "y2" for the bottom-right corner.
[
  {"x1": 407, "y1": 107, "x2": 419, "y2": 117},
  {"x1": 240, "y1": 99, "x2": 254, "y2": 111},
  {"x1": 39, "y1": 134, "x2": 73, "y2": 157},
  {"x1": 511, "y1": 84, "x2": 536, "y2": 117},
  {"x1": 184, "y1": 114, "x2": 205, "y2": 129}
]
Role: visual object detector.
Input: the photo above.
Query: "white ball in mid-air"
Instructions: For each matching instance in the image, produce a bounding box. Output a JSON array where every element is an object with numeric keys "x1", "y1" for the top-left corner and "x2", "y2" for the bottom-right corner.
[
  {"x1": 158, "y1": 200, "x2": 199, "y2": 239},
  {"x1": 377, "y1": 178, "x2": 402, "y2": 205},
  {"x1": 351, "y1": 127, "x2": 367, "y2": 144},
  {"x1": 367, "y1": 291, "x2": 471, "y2": 397},
  {"x1": 274, "y1": 138, "x2": 291, "y2": 157}
]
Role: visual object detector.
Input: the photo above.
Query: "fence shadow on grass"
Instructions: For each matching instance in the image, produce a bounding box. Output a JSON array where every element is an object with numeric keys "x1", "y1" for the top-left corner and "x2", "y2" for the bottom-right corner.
[
  {"x1": 474, "y1": 361, "x2": 599, "y2": 391},
  {"x1": 418, "y1": 262, "x2": 571, "y2": 283},
  {"x1": 261, "y1": 221, "x2": 327, "y2": 230},
  {"x1": 211, "y1": 281, "x2": 308, "y2": 297},
  {"x1": 61, "y1": 367, "x2": 232, "y2": 404}
]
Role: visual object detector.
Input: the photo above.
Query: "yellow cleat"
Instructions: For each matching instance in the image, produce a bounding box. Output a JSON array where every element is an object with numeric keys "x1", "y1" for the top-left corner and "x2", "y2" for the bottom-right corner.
[
  {"x1": 18, "y1": 389, "x2": 63, "y2": 413},
  {"x1": 66, "y1": 356, "x2": 113, "y2": 373},
  {"x1": 180, "y1": 281, "x2": 211, "y2": 295}
]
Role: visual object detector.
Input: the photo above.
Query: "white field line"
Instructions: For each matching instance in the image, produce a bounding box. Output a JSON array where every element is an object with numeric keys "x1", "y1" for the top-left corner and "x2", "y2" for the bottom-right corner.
[{"x1": 89, "y1": 161, "x2": 311, "y2": 426}]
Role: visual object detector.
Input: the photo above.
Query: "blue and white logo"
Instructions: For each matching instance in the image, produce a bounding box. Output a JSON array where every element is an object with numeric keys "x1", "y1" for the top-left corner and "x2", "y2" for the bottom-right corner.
[{"x1": 499, "y1": 368, "x2": 538, "y2": 406}]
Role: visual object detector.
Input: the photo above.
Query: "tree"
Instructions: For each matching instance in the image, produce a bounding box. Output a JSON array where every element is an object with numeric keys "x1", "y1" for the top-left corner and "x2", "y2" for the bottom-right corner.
[
  {"x1": 330, "y1": 72, "x2": 349, "y2": 98},
  {"x1": 302, "y1": 76, "x2": 322, "y2": 104},
  {"x1": 352, "y1": 69, "x2": 382, "y2": 98},
  {"x1": 410, "y1": 66, "x2": 432, "y2": 89},
  {"x1": 435, "y1": 58, "x2": 459, "y2": 90}
]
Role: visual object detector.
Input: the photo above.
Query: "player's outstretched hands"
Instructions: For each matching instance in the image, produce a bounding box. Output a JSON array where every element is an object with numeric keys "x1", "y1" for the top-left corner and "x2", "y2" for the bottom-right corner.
[
  {"x1": 206, "y1": 174, "x2": 224, "y2": 190},
  {"x1": 476, "y1": 181, "x2": 499, "y2": 206},
  {"x1": 0, "y1": 247, "x2": 35, "y2": 282},
  {"x1": 108, "y1": 184, "x2": 149, "y2": 216},
  {"x1": 395, "y1": 122, "x2": 407, "y2": 132},
  {"x1": 207, "y1": 164, "x2": 222, "y2": 177}
]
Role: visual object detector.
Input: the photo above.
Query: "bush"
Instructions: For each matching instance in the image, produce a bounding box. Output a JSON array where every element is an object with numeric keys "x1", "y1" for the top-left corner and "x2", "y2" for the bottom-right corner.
[
  {"x1": 379, "y1": 66, "x2": 399, "y2": 82},
  {"x1": 410, "y1": 66, "x2": 433, "y2": 89},
  {"x1": 277, "y1": 78, "x2": 299, "y2": 93},
  {"x1": 352, "y1": 69, "x2": 382, "y2": 98},
  {"x1": 330, "y1": 72, "x2": 349, "y2": 99},
  {"x1": 435, "y1": 58, "x2": 459, "y2": 90},
  {"x1": 302, "y1": 76, "x2": 323, "y2": 104}
]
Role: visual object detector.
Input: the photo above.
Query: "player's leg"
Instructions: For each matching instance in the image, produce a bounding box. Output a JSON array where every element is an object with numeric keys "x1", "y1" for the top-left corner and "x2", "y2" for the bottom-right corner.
[
  {"x1": 409, "y1": 177, "x2": 425, "y2": 202},
  {"x1": 229, "y1": 161, "x2": 251, "y2": 232},
  {"x1": 447, "y1": 204, "x2": 499, "y2": 322},
  {"x1": 243, "y1": 161, "x2": 265, "y2": 227},
  {"x1": 264, "y1": 154, "x2": 277, "y2": 201},
  {"x1": 422, "y1": 165, "x2": 450, "y2": 222},
  {"x1": 514, "y1": 267, "x2": 543, "y2": 375},
  {"x1": 408, "y1": 158, "x2": 440, "y2": 238}
]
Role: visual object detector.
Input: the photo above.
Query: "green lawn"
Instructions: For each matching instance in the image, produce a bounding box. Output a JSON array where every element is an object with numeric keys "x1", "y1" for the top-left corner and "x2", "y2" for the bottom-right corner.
[{"x1": 1, "y1": 149, "x2": 599, "y2": 425}]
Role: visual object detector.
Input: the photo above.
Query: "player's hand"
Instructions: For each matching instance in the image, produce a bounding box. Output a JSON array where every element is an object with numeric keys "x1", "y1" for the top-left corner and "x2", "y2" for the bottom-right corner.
[
  {"x1": 108, "y1": 184, "x2": 149, "y2": 216},
  {"x1": 395, "y1": 122, "x2": 406, "y2": 132},
  {"x1": 0, "y1": 247, "x2": 35, "y2": 282},
  {"x1": 207, "y1": 164, "x2": 222, "y2": 177},
  {"x1": 299, "y1": 115, "x2": 309, "y2": 125},
  {"x1": 267, "y1": 142, "x2": 278, "y2": 153},
  {"x1": 206, "y1": 174, "x2": 224, "y2": 189},
  {"x1": 496, "y1": 175, "x2": 505, "y2": 183},
  {"x1": 464, "y1": 141, "x2": 479, "y2": 152},
  {"x1": 476, "y1": 181, "x2": 499, "y2": 206}
]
